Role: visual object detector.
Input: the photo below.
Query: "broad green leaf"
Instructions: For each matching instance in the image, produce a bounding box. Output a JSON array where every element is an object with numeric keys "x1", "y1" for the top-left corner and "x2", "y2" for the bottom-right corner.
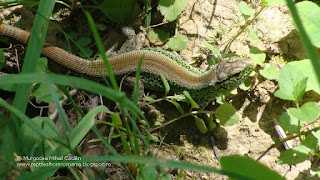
[
  {"x1": 203, "y1": 42, "x2": 221, "y2": 58},
  {"x1": 293, "y1": 77, "x2": 308, "y2": 101},
  {"x1": 98, "y1": 0, "x2": 140, "y2": 22},
  {"x1": 238, "y1": 1, "x2": 254, "y2": 19},
  {"x1": 194, "y1": 115, "x2": 208, "y2": 134},
  {"x1": 259, "y1": 64, "x2": 276, "y2": 80},
  {"x1": 137, "y1": 166, "x2": 159, "y2": 180},
  {"x1": 221, "y1": 156, "x2": 284, "y2": 180},
  {"x1": 295, "y1": 1, "x2": 320, "y2": 48},
  {"x1": 277, "y1": 148, "x2": 308, "y2": 165},
  {"x1": 292, "y1": 59, "x2": 320, "y2": 94},
  {"x1": 167, "y1": 35, "x2": 188, "y2": 51},
  {"x1": 0, "y1": 49, "x2": 5, "y2": 69},
  {"x1": 279, "y1": 112, "x2": 299, "y2": 134},
  {"x1": 79, "y1": 48, "x2": 93, "y2": 58},
  {"x1": 68, "y1": 31, "x2": 78, "y2": 40},
  {"x1": 261, "y1": 0, "x2": 287, "y2": 9},
  {"x1": 215, "y1": 95, "x2": 226, "y2": 105},
  {"x1": 35, "y1": 57, "x2": 48, "y2": 73},
  {"x1": 248, "y1": 28, "x2": 259, "y2": 40},
  {"x1": 214, "y1": 103, "x2": 239, "y2": 126},
  {"x1": 288, "y1": 102, "x2": 320, "y2": 123},
  {"x1": 21, "y1": 117, "x2": 61, "y2": 156},
  {"x1": 301, "y1": 135, "x2": 319, "y2": 153},
  {"x1": 249, "y1": 47, "x2": 266, "y2": 65},
  {"x1": 274, "y1": 61, "x2": 310, "y2": 101},
  {"x1": 77, "y1": 37, "x2": 91, "y2": 47},
  {"x1": 275, "y1": 77, "x2": 307, "y2": 102},
  {"x1": 32, "y1": 83, "x2": 64, "y2": 103},
  {"x1": 159, "y1": 0, "x2": 187, "y2": 22},
  {"x1": 239, "y1": 77, "x2": 252, "y2": 90},
  {"x1": 147, "y1": 29, "x2": 170, "y2": 45}
]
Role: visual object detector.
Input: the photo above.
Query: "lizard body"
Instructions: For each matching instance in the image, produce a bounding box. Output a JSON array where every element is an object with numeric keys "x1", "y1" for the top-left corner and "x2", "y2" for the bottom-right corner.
[{"x1": 0, "y1": 24, "x2": 253, "y2": 106}]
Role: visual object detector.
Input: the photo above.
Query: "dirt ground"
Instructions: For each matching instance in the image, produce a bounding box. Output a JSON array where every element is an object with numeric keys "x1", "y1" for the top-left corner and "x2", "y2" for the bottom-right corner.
[{"x1": 1, "y1": 0, "x2": 319, "y2": 179}]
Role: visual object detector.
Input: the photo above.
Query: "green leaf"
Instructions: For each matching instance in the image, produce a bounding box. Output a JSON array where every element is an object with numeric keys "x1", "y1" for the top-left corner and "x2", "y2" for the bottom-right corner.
[
  {"x1": 279, "y1": 112, "x2": 299, "y2": 134},
  {"x1": 248, "y1": 28, "x2": 259, "y2": 40},
  {"x1": 170, "y1": 94, "x2": 188, "y2": 101},
  {"x1": 249, "y1": 47, "x2": 266, "y2": 65},
  {"x1": 68, "y1": 31, "x2": 78, "y2": 40},
  {"x1": 259, "y1": 64, "x2": 276, "y2": 79},
  {"x1": 301, "y1": 134, "x2": 319, "y2": 153},
  {"x1": 261, "y1": 0, "x2": 287, "y2": 9},
  {"x1": 98, "y1": 0, "x2": 140, "y2": 22},
  {"x1": 79, "y1": 48, "x2": 93, "y2": 58},
  {"x1": 77, "y1": 37, "x2": 91, "y2": 48},
  {"x1": 0, "y1": 49, "x2": 5, "y2": 69},
  {"x1": 288, "y1": 102, "x2": 320, "y2": 123},
  {"x1": 293, "y1": 77, "x2": 308, "y2": 101},
  {"x1": 206, "y1": 114, "x2": 216, "y2": 131},
  {"x1": 110, "y1": 112, "x2": 122, "y2": 127},
  {"x1": 275, "y1": 77, "x2": 307, "y2": 102},
  {"x1": 160, "y1": 73, "x2": 170, "y2": 94},
  {"x1": 32, "y1": 83, "x2": 64, "y2": 103},
  {"x1": 221, "y1": 156, "x2": 284, "y2": 180},
  {"x1": 167, "y1": 35, "x2": 188, "y2": 51},
  {"x1": 238, "y1": 1, "x2": 254, "y2": 19},
  {"x1": 166, "y1": 99, "x2": 185, "y2": 114},
  {"x1": 239, "y1": 77, "x2": 252, "y2": 91},
  {"x1": 194, "y1": 115, "x2": 208, "y2": 134},
  {"x1": 292, "y1": 59, "x2": 320, "y2": 94},
  {"x1": 137, "y1": 166, "x2": 159, "y2": 180},
  {"x1": 0, "y1": 83, "x2": 17, "y2": 92},
  {"x1": 147, "y1": 29, "x2": 170, "y2": 45},
  {"x1": 144, "y1": 96, "x2": 155, "y2": 102},
  {"x1": 203, "y1": 42, "x2": 221, "y2": 58},
  {"x1": 159, "y1": 0, "x2": 187, "y2": 22},
  {"x1": 21, "y1": 117, "x2": 61, "y2": 156},
  {"x1": 274, "y1": 61, "x2": 310, "y2": 101},
  {"x1": 35, "y1": 57, "x2": 48, "y2": 73},
  {"x1": 295, "y1": 1, "x2": 320, "y2": 48},
  {"x1": 214, "y1": 103, "x2": 239, "y2": 126},
  {"x1": 277, "y1": 148, "x2": 309, "y2": 165},
  {"x1": 183, "y1": 91, "x2": 199, "y2": 109}
]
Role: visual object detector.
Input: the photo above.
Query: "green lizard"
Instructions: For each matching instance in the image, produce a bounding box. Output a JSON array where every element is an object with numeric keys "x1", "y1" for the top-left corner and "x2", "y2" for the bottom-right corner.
[{"x1": 0, "y1": 24, "x2": 253, "y2": 107}]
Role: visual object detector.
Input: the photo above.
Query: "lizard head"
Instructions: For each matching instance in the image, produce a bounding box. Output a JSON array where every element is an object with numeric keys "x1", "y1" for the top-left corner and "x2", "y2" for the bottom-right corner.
[{"x1": 216, "y1": 57, "x2": 253, "y2": 82}]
